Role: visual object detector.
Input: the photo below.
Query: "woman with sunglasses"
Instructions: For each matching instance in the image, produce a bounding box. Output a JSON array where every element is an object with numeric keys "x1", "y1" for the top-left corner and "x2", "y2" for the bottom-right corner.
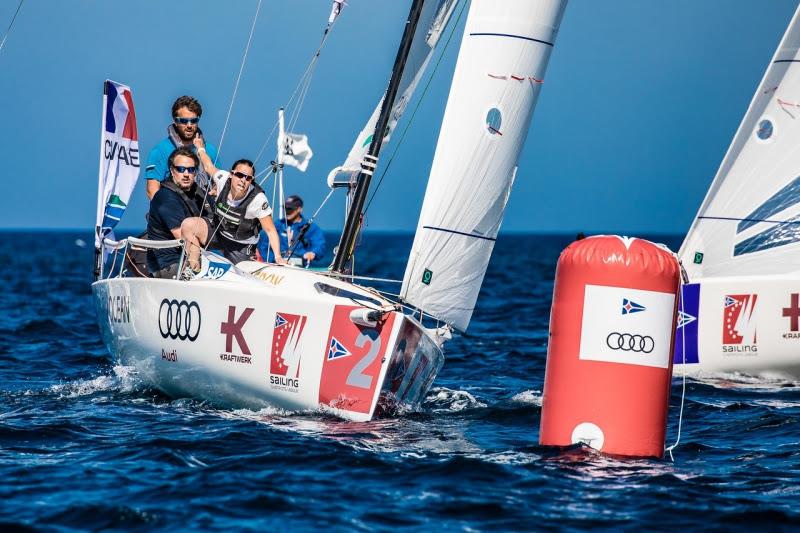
[{"x1": 180, "y1": 136, "x2": 285, "y2": 274}]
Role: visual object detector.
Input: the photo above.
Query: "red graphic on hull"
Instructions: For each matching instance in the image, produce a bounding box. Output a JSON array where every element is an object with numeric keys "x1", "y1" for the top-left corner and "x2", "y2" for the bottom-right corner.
[
  {"x1": 270, "y1": 313, "x2": 307, "y2": 378},
  {"x1": 318, "y1": 305, "x2": 395, "y2": 415},
  {"x1": 723, "y1": 294, "x2": 757, "y2": 345}
]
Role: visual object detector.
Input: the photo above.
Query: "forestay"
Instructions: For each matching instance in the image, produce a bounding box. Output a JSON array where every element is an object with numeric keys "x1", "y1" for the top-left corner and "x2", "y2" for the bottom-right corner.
[
  {"x1": 401, "y1": 0, "x2": 567, "y2": 331},
  {"x1": 680, "y1": 6, "x2": 800, "y2": 279},
  {"x1": 327, "y1": 0, "x2": 458, "y2": 186}
]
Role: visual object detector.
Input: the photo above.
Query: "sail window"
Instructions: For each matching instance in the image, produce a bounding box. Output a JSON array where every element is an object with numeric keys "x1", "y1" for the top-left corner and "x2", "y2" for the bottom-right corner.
[
  {"x1": 486, "y1": 108, "x2": 502, "y2": 135},
  {"x1": 756, "y1": 118, "x2": 774, "y2": 141}
]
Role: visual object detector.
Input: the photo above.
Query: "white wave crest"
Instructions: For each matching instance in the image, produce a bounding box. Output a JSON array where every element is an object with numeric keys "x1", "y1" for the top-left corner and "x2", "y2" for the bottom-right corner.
[
  {"x1": 425, "y1": 387, "x2": 487, "y2": 412},
  {"x1": 511, "y1": 389, "x2": 543, "y2": 406},
  {"x1": 49, "y1": 365, "x2": 140, "y2": 398}
]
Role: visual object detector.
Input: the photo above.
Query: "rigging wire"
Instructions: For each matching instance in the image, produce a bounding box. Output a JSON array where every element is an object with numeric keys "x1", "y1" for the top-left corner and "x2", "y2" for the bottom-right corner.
[
  {"x1": 0, "y1": 0, "x2": 25, "y2": 55},
  {"x1": 253, "y1": 11, "x2": 341, "y2": 166},
  {"x1": 362, "y1": 0, "x2": 468, "y2": 215},
  {"x1": 665, "y1": 261, "x2": 689, "y2": 462},
  {"x1": 216, "y1": 0, "x2": 263, "y2": 164}
]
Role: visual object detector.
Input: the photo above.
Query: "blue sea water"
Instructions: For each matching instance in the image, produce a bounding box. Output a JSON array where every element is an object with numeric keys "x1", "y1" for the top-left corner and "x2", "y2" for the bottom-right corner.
[{"x1": 2, "y1": 230, "x2": 800, "y2": 531}]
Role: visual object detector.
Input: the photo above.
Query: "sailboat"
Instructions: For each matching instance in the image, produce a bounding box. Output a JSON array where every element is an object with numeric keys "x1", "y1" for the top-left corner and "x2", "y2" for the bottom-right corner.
[
  {"x1": 92, "y1": 0, "x2": 567, "y2": 421},
  {"x1": 674, "y1": 5, "x2": 800, "y2": 379}
]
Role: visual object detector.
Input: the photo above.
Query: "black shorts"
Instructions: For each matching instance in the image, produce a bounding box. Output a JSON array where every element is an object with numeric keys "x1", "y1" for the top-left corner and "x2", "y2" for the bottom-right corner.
[{"x1": 202, "y1": 218, "x2": 257, "y2": 265}]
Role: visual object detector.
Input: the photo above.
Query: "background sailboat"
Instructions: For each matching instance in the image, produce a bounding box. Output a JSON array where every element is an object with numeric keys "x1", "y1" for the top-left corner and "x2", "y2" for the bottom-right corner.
[{"x1": 675, "y1": 5, "x2": 800, "y2": 379}]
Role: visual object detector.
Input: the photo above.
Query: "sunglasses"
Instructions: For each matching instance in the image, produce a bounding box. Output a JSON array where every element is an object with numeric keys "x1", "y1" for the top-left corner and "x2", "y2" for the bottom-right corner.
[
  {"x1": 174, "y1": 117, "x2": 200, "y2": 125},
  {"x1": 231, "y1": 171, "x2": 254, "y2": 182},
  {"x1": 172, "y1": 165, "x2": 197, "y2": 174}
]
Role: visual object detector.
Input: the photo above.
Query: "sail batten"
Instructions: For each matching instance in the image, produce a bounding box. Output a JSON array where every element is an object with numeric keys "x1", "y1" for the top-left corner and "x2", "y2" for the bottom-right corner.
[
  {"x1": 680, "y1": 6, "x2": 800, "y2": 278},
  {"x1": 400, "y1": 0, "x2": 567, "y2": 331}
]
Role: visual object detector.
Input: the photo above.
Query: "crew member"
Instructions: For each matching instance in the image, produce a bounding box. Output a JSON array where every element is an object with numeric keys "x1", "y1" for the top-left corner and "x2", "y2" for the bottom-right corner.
[
  {"x1": 258, "y1": 195, "x2": 325, "y2": 266},
  {"x1": 146, "y1": 148, "x2": 212, "y2": 278},
  {"x1": 179, "y1": 137, "x2": 284, "y2": 273},
  {"x1": 144, "y1": 95, "x2": 218, "y2": 200}
]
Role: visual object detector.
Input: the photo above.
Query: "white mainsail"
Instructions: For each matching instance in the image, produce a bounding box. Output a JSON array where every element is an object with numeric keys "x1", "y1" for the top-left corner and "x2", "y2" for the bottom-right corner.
[
  {"x1": 400, "y1": 0, "x2": 567, "y2": 331},
  {"x1": 680, "y1": 6, "x2": 800, "y2": 279},
  {"x1": 327, "y1": 0, "x2": 458, "y2": 185}
]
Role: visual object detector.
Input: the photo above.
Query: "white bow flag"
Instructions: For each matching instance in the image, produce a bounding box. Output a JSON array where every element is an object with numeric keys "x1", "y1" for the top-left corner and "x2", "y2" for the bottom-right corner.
[{"x1": 280, "y1": 132, "x2": 314, "y2": 172}]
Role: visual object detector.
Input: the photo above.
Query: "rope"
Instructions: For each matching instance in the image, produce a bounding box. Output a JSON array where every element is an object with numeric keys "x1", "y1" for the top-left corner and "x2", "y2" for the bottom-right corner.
[
  {"x1": 0, "y1": 0, "x2": 24, "y2": 55},
  {"x1": 286, "y1": 188, "x2": 335, "y2": 259},
  {"x1": 254, "y1": 8, "x2": 341, "y2": 166},
  {"x1": 665, "y1": 260, "x2": 689, "y2": 462},
  {"x1": 363, "y1": 0, "x2": 468, "y2": 214},
  {"x1": 216, "y1": 0, "x2": 263, "y2": 163}
]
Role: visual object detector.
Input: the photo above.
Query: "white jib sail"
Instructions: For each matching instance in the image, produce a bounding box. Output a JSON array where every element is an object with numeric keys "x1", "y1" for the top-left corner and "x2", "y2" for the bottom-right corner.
[
  {"x1": 95, "y1": 79, "x2": 140, "y2": 247},
  {"x1": 401, "y1": 0, "x2": 567, "y2": 331},
  {"x1": 680, "y1": 6, "x2": 800, "y2": 279},
  {"x1": 327, "y1": 0, "x2": 458, "y2": 186}
]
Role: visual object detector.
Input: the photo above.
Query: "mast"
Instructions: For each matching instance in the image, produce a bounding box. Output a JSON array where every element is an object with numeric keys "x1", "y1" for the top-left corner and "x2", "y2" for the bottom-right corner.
[{"x1": 330, "y1": 0, "x2": 426, "y2": 273}]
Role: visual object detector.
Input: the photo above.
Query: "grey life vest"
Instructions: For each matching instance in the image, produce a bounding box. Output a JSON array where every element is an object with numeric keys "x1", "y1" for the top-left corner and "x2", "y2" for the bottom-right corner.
[{"x1": 213, "y1": 179, "x2": 264, "y2": 242}]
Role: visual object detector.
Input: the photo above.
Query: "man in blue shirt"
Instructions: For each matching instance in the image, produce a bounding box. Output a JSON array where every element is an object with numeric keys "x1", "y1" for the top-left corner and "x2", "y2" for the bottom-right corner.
[
  {"x1": 144, "y1": 95, "x2": 218, "y2": 200},
  {"x1": 258, "y1": 195, "x2": 325, "y2": 266}
]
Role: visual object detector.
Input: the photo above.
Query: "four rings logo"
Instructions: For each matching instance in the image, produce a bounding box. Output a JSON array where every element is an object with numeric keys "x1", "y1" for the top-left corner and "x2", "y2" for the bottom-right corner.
[
  {"x1": 606, "y1": 332, "x2": 654, "y2": 353},
  {"x1": 158, "y1": 299, "x2": 201, "y2": 341}
]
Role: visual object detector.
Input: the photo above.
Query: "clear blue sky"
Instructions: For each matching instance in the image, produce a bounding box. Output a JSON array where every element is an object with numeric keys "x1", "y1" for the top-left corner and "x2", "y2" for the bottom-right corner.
[{"x1": 0, "y1": 0, "x2": 796, "y2": 234}]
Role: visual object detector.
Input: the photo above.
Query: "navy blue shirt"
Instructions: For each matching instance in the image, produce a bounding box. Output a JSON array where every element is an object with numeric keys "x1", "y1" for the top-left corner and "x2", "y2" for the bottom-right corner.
[
  {"x1": 146, "y1": 184, "x2": 203, "y2": 272},
  {"x1": 258, "y1": 215, "x2": 326, "y2": 266}
]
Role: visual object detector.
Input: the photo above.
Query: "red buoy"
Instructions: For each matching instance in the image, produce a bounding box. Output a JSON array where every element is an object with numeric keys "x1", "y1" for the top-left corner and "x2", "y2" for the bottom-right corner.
[{"x1": 540, "y1": 235, "x2": 680, "y2": 458}]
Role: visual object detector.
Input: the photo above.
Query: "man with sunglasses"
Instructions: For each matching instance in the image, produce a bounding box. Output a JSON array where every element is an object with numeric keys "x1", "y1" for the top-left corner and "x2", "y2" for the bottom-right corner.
[
  {"x1": 257, "y1": 195, "x2": 326, "y2": 267},
  {"x1": 146, "y1": 147, "x2": 212, "y2": 278},
  {"x1": 144, "y1": 95, "x2": 218, "y2": 200},
  {"x1": 179, "y1": 137, "x2": 285, "y2": 273}
]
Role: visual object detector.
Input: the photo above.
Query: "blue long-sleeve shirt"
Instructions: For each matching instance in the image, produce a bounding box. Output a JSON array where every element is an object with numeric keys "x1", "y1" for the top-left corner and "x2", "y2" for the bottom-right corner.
[{"x1": 258, "y1": 215, "x2": 325, "y2": 265}]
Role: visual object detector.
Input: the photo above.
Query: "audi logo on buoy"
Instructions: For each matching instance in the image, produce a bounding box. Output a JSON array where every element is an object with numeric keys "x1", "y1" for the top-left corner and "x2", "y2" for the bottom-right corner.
[
  {"x1": 158, "y1": 299, "x2": 201, "y2": 341},
  {"x1": 606, "y1": 332, "x2": 654, "y2": 353}
]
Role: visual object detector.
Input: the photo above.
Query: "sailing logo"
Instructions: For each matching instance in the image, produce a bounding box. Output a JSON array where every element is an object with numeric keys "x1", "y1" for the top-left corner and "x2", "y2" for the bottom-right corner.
[
  {"x1": 782, "y1": 293, "x2": 800, "y2": 339},
  {"x1": 220, "y1": 306, "x2": 254, "y2": 364},
  {"x1": 327, "y1": 337, "x2": 351, "y2": 360},
  {"x1": 269, "y1": 312, "x2": 308, "y2": 391},
  {"x1": 621, "y1": 299, "x2": 646, "y2": 315},
  {"x1": 734, "y1": 176, "x2": 800, "y2": 256},
  {"x1": 722, "y1": 294, "x2": 758, "y2": 354},
  {"x1": 673, "y1": 283, "x2": 700, "y2": 365}
]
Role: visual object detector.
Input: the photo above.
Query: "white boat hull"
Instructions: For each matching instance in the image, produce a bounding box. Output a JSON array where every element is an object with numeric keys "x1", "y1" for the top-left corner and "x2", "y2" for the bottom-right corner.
[
  {"x1": 92, "y1": 262, "x2": 444, "y2": 421},
  {"x1": 674, "y1": 276, "x2": 800, "y2": 379}
]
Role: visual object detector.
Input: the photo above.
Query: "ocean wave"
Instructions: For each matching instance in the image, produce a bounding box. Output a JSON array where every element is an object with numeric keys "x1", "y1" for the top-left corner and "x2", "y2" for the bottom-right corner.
[
  {"x1": 47, "y1": 365, "x2": 140, "y2": 399},
  {"x1": 424, "y1": 387, "x2": 488, "y2": 412}
]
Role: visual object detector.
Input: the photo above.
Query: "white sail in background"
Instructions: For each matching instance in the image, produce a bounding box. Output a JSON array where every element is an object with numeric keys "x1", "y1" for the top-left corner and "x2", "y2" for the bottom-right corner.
[
  {"x1": 680, "y1": 6, "x2": 800, "y2": 279},
  {"x1": 328, "y1": 0, "x2": 458, "y2": 184},
  {"x1": 401, "y1": 0, "x2": 567, "y2": 331}
]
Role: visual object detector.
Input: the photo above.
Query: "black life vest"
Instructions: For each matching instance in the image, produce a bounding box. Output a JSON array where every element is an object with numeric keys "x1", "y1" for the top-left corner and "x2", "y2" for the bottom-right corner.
[
  {"x1": 213, "y1": 178, "x2": 264, "y2": 242},
  {"x1": 159, "y1": 178, "x2": 212, "y2": 218}
]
